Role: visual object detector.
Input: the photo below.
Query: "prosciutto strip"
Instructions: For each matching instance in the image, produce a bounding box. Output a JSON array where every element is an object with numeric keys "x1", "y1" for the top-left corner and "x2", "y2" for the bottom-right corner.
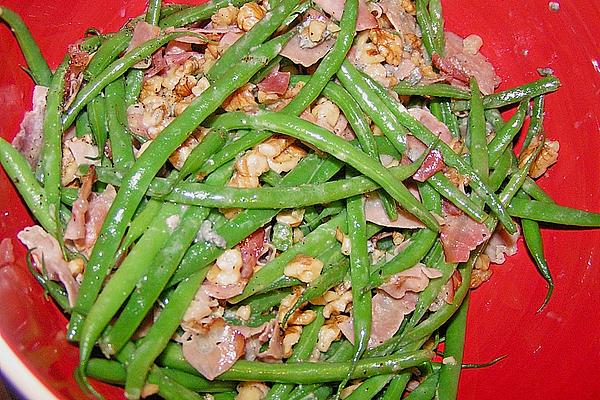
[
  {"x1": 339, "y1": 291, "x2": 420, "y2": 348},
  {"x1": 313, "y1": 0, "x2": 377, "y2": 31},
  {"x1": 435, "y1": 32, "x2": 501, "y2": 95},
  {"x1": 484, "y1": 224, "x2": 520, "y2": 264},
  {"x1": 257, "y1": 67, "x2": 291, "y2": 95},
  {"x1": 281, "y1": 10, "x2": 336, "y2": 68},
  {"x1": 413, "y1": 148, "x2": 445, "y2": 182},
  {"x1": 379, "y1": 0, "x2": 418, "y2": 34},
  {"x1": 64, "y1": 168, "x2": 96, "y2": 243},
  {"x1": 17, "y1": 226, "x2": 79, "y2": 307},
  {"x1": 379, "y1": 263, "x2": 443, "y2": 299},
  {"x1": 239, "y1": 228, "x2": 265, "y2": 279},
  {"x1": 441, "y1": 213, "x2": 491, "y2": 263},
  {"x1": 182, "y1": 318, "x2": 245, "y2": 380},
  {"x1": 364, "y1": 193, "x2": 425, "y2": 229},
  {"x1": 12, "y1": 85, "x2": 48, "y2": 168}
]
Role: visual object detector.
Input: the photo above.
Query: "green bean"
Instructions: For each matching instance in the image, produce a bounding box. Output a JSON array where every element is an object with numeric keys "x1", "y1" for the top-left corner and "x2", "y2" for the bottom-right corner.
[
  {"x1": 62, "y1": 30, "x2": 201, "y2": 129},
  {"x1": 380, "y1": 372, "x2": 411, "y2": 400},
  {"x1": 436, "y1": 296, "x2": 469, "y2": 400},
  {"x1": 205, "y1": 0, "x2": 300, "y2": 82},
  {"x1": 337, "y1": 60, "x2": 407, "y2": 154},
  {"x1": 124, "y1": 69, "x2": 144, "y2": 106},
  {"x1": 522, "y1": 177, "x2": 554, "y2": 203},
  {"x1": 344, "y1": 374, "x2": 393, "y2": 400},
  {"x1": 125, "y1": 271, "x2": 205, "y2": 399},
  {"x1": 230, "y1": 213, "x2": 345, "y2": 304},
  {"x1": 83, "y1": 29, "x2": 132, "y2": 80},
  {"x1": 265, "y1": 307, "x2": 325, "y2": 400},
  {"x1": 163, "y1": 162, "x2": 421, "y2": 209},
  {"x1": 344, "y1": 194, "x2": 372, "y2": 390},
  {"x1": 0, "y1": 6, "x2": 52, "y2": 86},
  {"x1": 489, "y1": 149, "x2": 513, "y2": 192},
  {"x1": 427, "y1": 173, "x2": 486, "y2": 222},
  {"x1": 146, "y1": 0, "x2": 162, "y2": 25},
  {"x1": 100, "y1": 205, "x2": 209, "y2": 356},
  {"x1": 415, "y1": 0, "x2": 436, "y2": 57},
  {"x1": 517, "y1": 191, "x2": 554, "y2": 311},
  {"x1": 284, "y1": 0, "x2": 357, "y2": 115},
  {"x1": 508, "y1": 198, "x2": 600, "y2": 227},
  {"x1": 87, "y1": 95, "x2": 109, "y2": 163},
  {"x1": 105, "y1": 77, "x2": 134, "y2": 171},
  {"x1": 0, "y1": 138, "x2": 57, "y2": 234},
  {"x1": 151, "y1": 367, "x2": 204, "y2": 400},
  {"x1": 521, "y1": 96, "x2": 545, "y2": 152},
  {"x1": 251, "y1": 55, "x2": 283, "y2": 84},
  {"x1": 79, "y1": 202, "x2": 187, "y2": 366},
  {"x1": 209, "y1": 110, "x2": 439, "y2": 230},
  {"x1": 452, "y1": 76, "x2": 560, "y2": 111},
  {"x1": 40, "y1": 56, "x2": 69, "y2": 237},
  {"x1": 363, "y1": 76, "x2": 517, "y2": 234},
  {"x1": 26, "y1": 253, "x2": 70, "y2": 312},
  {"x1": 78, "y1": 34, "x2": 106, "y2": 53},
  {"x1": 159, "y1": 341, "x2": 433, "y2": 383},
  {"x1": 117, "y1": 199, "x2": 163, "y2": 257},
  {"x1": 427, "y1": 0, "x2": 445, "y2": 55},
  {"x1": 159, "y1": 368, "x2": 235, "y2": 393},
  {"x1": 468, "y1": 78, "x2": 489, "y2": 182},
  {"x1": 75, "y1": 110, "x2": 92, "y2": 138},
  {"x1": 393, "y1": 82, "x2": 470, "y2": 99},
  {"x1": 67, "y1": 34, "x2": 289, "y2": 341},
  {"x1": 159, "y1": 4, "x2": 190, "y2": 20},
  {"x1": 406, "y1": 372, "x2": 440, "y2": 400},
  {"x1": 487, "y1": 100, "x2": 528, "y2": 166},
  {"x1": 159, "y1": 0, "x2": 251, "y2": 28}
]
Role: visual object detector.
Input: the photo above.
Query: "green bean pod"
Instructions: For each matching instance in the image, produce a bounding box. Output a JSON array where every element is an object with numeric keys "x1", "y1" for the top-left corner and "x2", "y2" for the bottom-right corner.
[
  {"x1": 0, "y1": 6, "x2": 52, "y2": 86},
  {"x1": 468, "y1": 78, "x2": 489, "y2": 182},
  {"x1": 393, "y1": 82, "x2": 470, "y2": 99},
  {"x1": 159, "y1": 0, "x2": 252, "y2": 28},
  {"x1": 487, "y1": 100, "x2": 528, "y2": 166},
  {"x1": 83, "y1": 28, "x2": 132, "y2": 80},
  {"x1": 508, "y1": 198, "x2": 600, "y2": 227}
]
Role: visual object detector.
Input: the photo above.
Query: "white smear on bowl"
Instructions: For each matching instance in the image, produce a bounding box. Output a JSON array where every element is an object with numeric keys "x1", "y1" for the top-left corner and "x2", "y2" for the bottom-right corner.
[
  {"x1": 592, "y1": 59, "x2": 600, "y2": 73},
  {"x1": 548, "y1": 2, "x2": 560, "y2": 11}
]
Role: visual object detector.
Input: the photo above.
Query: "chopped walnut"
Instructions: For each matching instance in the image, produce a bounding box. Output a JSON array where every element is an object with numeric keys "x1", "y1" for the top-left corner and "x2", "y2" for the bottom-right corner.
[
  {"x1": 237, "y1": 2, "x2": 266, "y2": 31},
  {"x1": 316, "y1": 322, "x2": 341, "y2": 352},
  {"x1": 369, "y1": 28, "x2": 404, "y2": 66},
  {"x1": 211, "y1": 5, "x2": 239, "y2": 27},
  {"x1": 235, "y1": 381, "x2": 269, "y2": 400},
  {"x1": 530, "y1": 140, "x2": 559, "y2": 178},
  {"x1": 236, "y1": 150, "x2": 270, "y2": 178},
  {"x1": 256, "y1": 136, "x2": 296, "y2": 158},
  {"x1": 223, "y1": 83, "x2": 258, "y2": 112},
  {"x1": 308, "y1": 20, "x2": 327, "y2": 43},
  {"x1": 284, "y1": 255, "x2": 324, "y2": 283},
  {"x1": 282, "y1": 325, "x2": 303, "y2": 358},
  {"x1": 207, "y1": 248, "x2": 244, "y2": 286},
  {"x1": 470, "y1": 253, "x2": 492, "y2": 289},
  {"x1": 268, "y1": 144, "x2": 307, "y2": 173},
  {"x1": 323, "y1": 290, "x2": 353, "y2": 318},
  {"x1": 287, "y1": 309, "x2": 317, "y2": 326},
  {"x1": 169, "y1": 128, "x2": 206, "y2": 169},
  {"x1": 276, "y1": 209, "x2": 305, "y2": 227},
  {"x1": 335, "y1": 228, "x2": 352, "y2": 256}
]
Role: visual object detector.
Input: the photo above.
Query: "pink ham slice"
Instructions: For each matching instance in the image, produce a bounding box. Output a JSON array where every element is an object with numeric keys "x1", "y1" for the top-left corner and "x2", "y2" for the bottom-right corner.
[
  {"x1": 81, "y1": 185, "x2": 117, "y2": 256},
  {"x1": 182, "y1": 318, "x2": 245, "y2": 380},
  {"x1": 441, "y1": 213, "x2": 491, "y2": 263},
  {"x1": 313, "y1": 0, "x2": 378, "y2": 31},
  {"x1": 379, "y1": 0, "x2": 418, "y2": 34},
  {"x1": 257, "y1": 67, "x2": 291, "y2": 95},
  {"x1": 435, "y1": 32, "x2": 501, "y2": 95},
  {"x1": 126, "y1": 21, "x2": 161, "y2": 68},
  {"x1": 239, "y1": 228, "x2": 265, "y2": 279},
  {"x1": 281, "y1": 10, "x2": 336, "y2": 68},
  {"x1": 201, "y1": 281, "x2": 246, "y2": 300},
  {"x1": 364, "y1": 193, "x2": 425, "y2": 229},
  {"x1": 406, "y1": 107, "x2": 453, "y2": 161},
  {"x1": 17, "y1": 226, "x2": 79, "y2": 307},
  {"x1": 379, "y1": 263, "x2": 443, "y2": 299},
  {"x1": 12, "y1": 85, "x2": 48, "y2": 169},
  {"x1": 412, "y1": 148, "x2": 445, "y2": 182},
  {"x1": 484, "y1": 224, "x2": 520, "y2": 264},
  {"x1": 64, "y1": 168, "x2": 96, "y2": 243},
  {"x1": 339, "y1": 290, "x2": 420, "y2": 348}
]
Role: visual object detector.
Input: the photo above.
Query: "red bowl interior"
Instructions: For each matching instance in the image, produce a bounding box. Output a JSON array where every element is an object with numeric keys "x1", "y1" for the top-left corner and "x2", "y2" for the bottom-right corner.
[{"x1": 1, "y1": 1, "x2": 599, "y2": 399}]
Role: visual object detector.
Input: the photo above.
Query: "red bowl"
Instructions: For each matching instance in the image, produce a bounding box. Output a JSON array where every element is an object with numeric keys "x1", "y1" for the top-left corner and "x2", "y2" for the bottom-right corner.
[{"x1": 1, "y1": 1, "x2": 599, "y2": 399}]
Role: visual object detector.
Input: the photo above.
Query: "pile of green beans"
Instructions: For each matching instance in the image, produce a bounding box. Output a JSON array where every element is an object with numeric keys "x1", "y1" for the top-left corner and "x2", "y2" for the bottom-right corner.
[{"x1": 2, "y1": 1, "x2": 600, "y2": 400}]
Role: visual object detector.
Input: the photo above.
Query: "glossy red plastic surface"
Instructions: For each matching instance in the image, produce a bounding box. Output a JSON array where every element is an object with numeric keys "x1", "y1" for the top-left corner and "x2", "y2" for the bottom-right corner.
[{"x1": 0, "y1": 1, "x2": 599, "y2": 399}]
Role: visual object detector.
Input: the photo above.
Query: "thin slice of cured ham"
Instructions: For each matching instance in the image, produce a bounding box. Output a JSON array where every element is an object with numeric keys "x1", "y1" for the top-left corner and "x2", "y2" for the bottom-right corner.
[
  {"x1": 441, "y1": 213, "x2": 491, "y2": 263},
  {"x1": 17, "y1": 226, "x2": 79, "y2": 307},
  {"x1": 257, "y1": 67, "x2": 291, "y2": 95},
  {"x1": 412, "y1": 148, "x2": 445, "y2": 182},
  {"x1": 239, "y1": 228, "x2": 265, "y2": 279},
  {"x1": 379, "y1": 0, "x2": 418, "y2": 34},
  {"x1": 434, "y1": 32, "x2": 501, "y2": 95},
  {"x1": 182, "y1": 318, "x2": 245, "y2": 380},
  {"x1": 12, "y1": 85, "x2": 48, "y2": 168},
  {"x1": 364, "y1": 193, "x2": 425, "y2": 229},
  {"x1": 379, "y1": 263, "x2": 443, "y2": 299},
  {"x1": 126, "y1": 21, "x2": 161, "y2": 68},
  {"x1": 339, "y1": 290, "x2": 419, "y2": 348},
  {"x1": 64, "y1": 168, "x2": 96, "y2": 242},
  {"x1": 484, "y1": 224, "x2": 520, "y2": 264},
  {"x1": 281, "y1": 10, "x2": 336, "y2": 68},
  {"x1": 406, "y1": 107, "x2": 453, "y2": 161},
  {"x1": 313, "y1": 0, "x2": 378, "y2": 31}
]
